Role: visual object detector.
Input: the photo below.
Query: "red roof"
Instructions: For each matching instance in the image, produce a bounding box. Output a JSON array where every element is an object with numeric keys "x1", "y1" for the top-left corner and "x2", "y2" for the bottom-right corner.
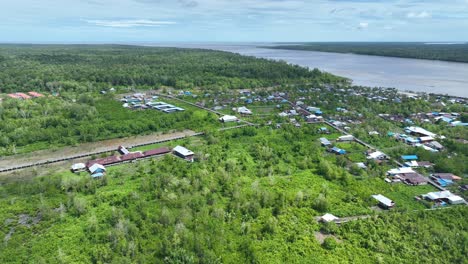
[
  {"x1": 120, "y1": 152, "x2": 144, "y2": 161},
  {"x1": 87, "y1": 155, "x2": 121, "y2": 167},
  {"x1": 28, "y1": 91, "x2": 44, "y2": 97},
  {"x1": 143, "y1": 147, "x2": 171, "y2": 157},
  {"x1": 16, "y1": 93, "x2": 31, "y2": 99},
  {"x1": 7, "y1": 94, "x2": 21, "y2": 99}
]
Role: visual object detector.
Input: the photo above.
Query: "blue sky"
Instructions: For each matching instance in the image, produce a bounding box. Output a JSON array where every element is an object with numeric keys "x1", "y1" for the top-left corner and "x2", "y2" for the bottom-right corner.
[{"x1": 1, "y1": 0, "x2": 468, "y2": 42}]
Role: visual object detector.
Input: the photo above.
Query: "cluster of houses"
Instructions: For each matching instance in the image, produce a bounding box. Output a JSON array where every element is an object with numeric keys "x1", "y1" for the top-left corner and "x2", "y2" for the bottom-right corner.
[
  {"x1": 7, "y1": 91, "x2": 44, "y2": 99},
  {"x1": 121, "y1": 94, "x2": 184, "y2": 113},
  {"x1": 381, "y1": 112, "x2": 466, "y2": 127},
  {"x1": 388, "y1": 126, "x2": 445, "y2": 152},
  {"x1": 320, "y1": 135, "x2": 355, "y2": 155},
  {"x1": 421, "y1": 190, "x2": 465, "y2": 206},
  {"x1": 71, "y1": 145, "x2": 195, "y2": 177}
]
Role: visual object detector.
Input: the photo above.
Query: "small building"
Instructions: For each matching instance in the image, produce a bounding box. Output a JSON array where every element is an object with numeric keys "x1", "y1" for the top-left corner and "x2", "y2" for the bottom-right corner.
[
  {"x1": 28, "y1": 91, "x2": 44, "y2": 97},
  {"x1": 372, "y1": 194, "x2": 395, "y2": 209},
  {"x1": 401, "y1": 155, "x2": 418, "y2": 161},
  {"x1": 71, "y1": 163, "x2": 86, "y2": 173},
  {"x1": 143, "y1": 147, "x2": 171, "y2": 157},
  {"x1": 398, "y1": 172, "x2": 428, "y2": 186},
  {"x1": 237, "y1": 106, "x2": 252, "y2": 115},
  {"x1": 118, "y1": 146, "x2": 130, "y2": 155},
  {"x1": 330, "y1": 147, "x2": 346, "y2": 155},
  {"x1": 387, "y1": 167, "x2": 415, "y2": 176},
  {"x1": 219, "y1": 115, "x2": 238, "y2": 123},
  {"x1": 89, "y1": 163, "x2": 106, "y2": 175},
  {"x1": 405, "y1": 126, "x2": 437, "y2": 138},
  {"x1": 337, "y1": 135, "x2": 354, "y2": 142},
  {"x1": 173, "y1": 146, "x2": 195, "y2": 162},
  {"x1": 367, "y1": 151, "x2": 387, "y2": 160},
  {"x1": 320, "y1": 213, "x2": 339, "y2": 223},
  {"x1": 423, "y1": 191, "x2": 465, "y2": 205},
  {"x1": 319, "y1": 138, "x2": 331, "y2": 147}
]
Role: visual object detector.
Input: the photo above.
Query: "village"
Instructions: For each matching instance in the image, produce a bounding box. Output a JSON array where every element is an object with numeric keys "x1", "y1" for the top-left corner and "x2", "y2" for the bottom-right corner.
[{"x1": 29, "y1": 84, "x2": 462, "y2": 226}]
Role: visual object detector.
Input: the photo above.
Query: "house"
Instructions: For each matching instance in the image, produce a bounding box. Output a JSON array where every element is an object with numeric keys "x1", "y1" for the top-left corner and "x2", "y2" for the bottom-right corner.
[
  {"x1": 405, "y1": 126, "x2": 436, "y2": 138},
  {"x1": 173, "y1": 146, "x2": 195, "y2": 162},
  {"x1": 404, "y1": 160, "x2": 432, "y2": 168},
  {"x1": 423, "y1": 191, "x2": 465, "y2": 205},
  {"x1": 367, "y1": 151, "x2": 387, "y2": 160},
  {"x1": 71, "y1": 163, "x2": 86, "y2": 173},
  {"x1": 431, "y1": 173, "x2": 462, "y2": 187},
  {"x1": 319, "y1": 138, "x2": 332, "y2": 147},
  {"x1": 398, "y1": 172, "x2": 428, "y2": 186},
  {"x1": 28, "y1": 91, "x2": 44, "y2": 97},
  {"x1": 143, "y1": 147, "x2": 171, "y2": 157},
  {"x1": 387, "y1": 167, "x2": 415, "y2": 176},
  {"x1": 330, "y1": 147, "x2": 346, "y2": 155},
  {"x1": 337, "y1": 135, "x2": 354, "y2": 142},
  {"x1": 372, "y1": 194, "x2": 395, "y2": 209},
  {"x1": 318, "y1": 127, "x2": 329, "y2": 134},
  {"x1": 237, "y1": 106, "x2": 252, "y2": 115},
  {"x1": 16, "y1": 93, "x2": 31, "y2": 99},
  {"x1": 219, "y1": 115, "x2": 238, "y2": 123},
  {"x1": 89, "y1": 163, "x2": 106, "y2": 174},
  {"x1": 419, "y1": 136, "x2": 434, "y2": 143},
  {"x1": 320, "y1": 213, "x2": 339, "y2": 223},
  {"x1": 401, "y1": 155, "x2": 418, "y2": 161},
  {"x1": 432, "y1": 173, "x2": 462, "y2": 181},
  {"x1": 118, "y1": 146, "x2": 130, "y2": 155},
  {"x1": 426, "y1": 141, "x2": 444, "y2": 150},
  {"x1": 368, "y1": 131, "x2": 380, "y2": 136}
]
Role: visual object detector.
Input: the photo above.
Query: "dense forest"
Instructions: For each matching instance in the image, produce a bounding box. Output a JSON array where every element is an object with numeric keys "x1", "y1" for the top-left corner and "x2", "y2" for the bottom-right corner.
[
  {"x1": 0, "y1": 44, "x2": 343, "y2": 93},
  {"x1": 0, "y1": 45, "x2": 345, "y2": 155},
  {"x1": 267, "y1": 42, "x2": 468, "y2": 63}
]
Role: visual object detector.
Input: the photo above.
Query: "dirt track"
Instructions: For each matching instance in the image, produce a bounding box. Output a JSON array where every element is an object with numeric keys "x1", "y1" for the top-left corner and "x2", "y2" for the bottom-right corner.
[{"x1": 0, "y1": 130, "x2": 196, "y2": 172}]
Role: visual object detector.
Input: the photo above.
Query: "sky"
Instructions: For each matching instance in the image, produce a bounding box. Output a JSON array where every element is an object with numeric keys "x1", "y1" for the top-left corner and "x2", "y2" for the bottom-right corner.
[{"x1": 1, "y1": 0, "x2": 468, "y2": 43}]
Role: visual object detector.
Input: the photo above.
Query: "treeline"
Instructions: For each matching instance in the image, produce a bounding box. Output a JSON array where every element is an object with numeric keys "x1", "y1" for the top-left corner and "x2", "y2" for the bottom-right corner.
[
  {"x1": 0, "y1": 44, "x2": 345, "y2": 93},
  {"x1": 268, "y1": 42, "x2": 468, "y2": 63}
]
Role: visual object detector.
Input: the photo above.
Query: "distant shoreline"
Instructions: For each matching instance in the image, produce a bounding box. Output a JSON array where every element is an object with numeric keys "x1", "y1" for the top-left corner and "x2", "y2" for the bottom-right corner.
[{"x1": 265, "y1": 43, "x2": 468, "y2": 64}]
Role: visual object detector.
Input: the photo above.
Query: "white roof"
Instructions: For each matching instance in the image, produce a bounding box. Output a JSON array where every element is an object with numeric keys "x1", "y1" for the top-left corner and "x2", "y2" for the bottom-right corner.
[
  {"x1": 338, "y1": 135, "x2": 354, "y2": 140},
  {"x1": 219, "y1": 115, "x2": 238, "y2": 122},
  {"x1": 238, "y1": 106, "x2": 252, "y2": 114},
  {"x1": 173, "y1": 145, "x2": 194, "y2": 156},
  {"x1": 447, "y1": 196, "x2": 464, "y2": 202},
  {"x1": 419, "y1": 136, "x2": 434, "y2": 141},
  {"x1": 367, "y1": 151, "x2": 385, "y2": 159},
  {"x1": 407, "y1": 126, "x2": 436, "y2": 137},
  {"x1": 321, "y1": 213, "x2": 339, "y2": 222},
  {"x1": 405, "y1": 161, "x2": 419, "y2": 167},
  {"x1": 372, "y1": 194, "x2": 394, "y2": 207},
  {"x1": 89, "y1": 163, "x2": 106, "y2": 173},
  {"x1": 426, "y1": 191, "x2": 453, "y2": 200},
  {"x1": 387, "y1": 167, "x2": 415, "y2": 175},
  {"x1": 71, "y1": 163, "x2": 86, "y2": 170}
]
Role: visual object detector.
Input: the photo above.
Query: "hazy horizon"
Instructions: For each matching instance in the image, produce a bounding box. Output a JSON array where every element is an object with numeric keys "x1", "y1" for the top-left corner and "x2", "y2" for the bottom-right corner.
[{"x1": 2, "y1": 0, "x2": 468, "y2": 43}]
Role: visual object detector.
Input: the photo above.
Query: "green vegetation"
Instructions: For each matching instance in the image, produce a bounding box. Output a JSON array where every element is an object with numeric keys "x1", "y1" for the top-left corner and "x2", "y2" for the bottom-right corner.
[
  {"x1": 2, "y1": 127, "x2": 465, "y2": 263},
  {"x1": 268, "y1": 42, "x2": 468, "y2": 63},
  {"x1": 0, "y1": 45, "x2": 345, "y2": 155},
  {"x1": 0, "y1": 45, "x2": 466, "y2": 263}
]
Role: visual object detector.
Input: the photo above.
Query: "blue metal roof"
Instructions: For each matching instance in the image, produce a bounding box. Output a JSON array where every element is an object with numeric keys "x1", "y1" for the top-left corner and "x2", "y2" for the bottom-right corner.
[
  {"x1": 401, "y1": 155, "x2": 418, "y2": 160},
  {"x1": 91, "y1": 172, "x2": 104, "y2": 178}
]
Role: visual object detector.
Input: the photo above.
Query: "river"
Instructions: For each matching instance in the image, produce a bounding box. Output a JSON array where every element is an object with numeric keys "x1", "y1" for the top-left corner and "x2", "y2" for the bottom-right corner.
[{"x1": 146, "y1": 43, "x2": 468, "y2": 98}]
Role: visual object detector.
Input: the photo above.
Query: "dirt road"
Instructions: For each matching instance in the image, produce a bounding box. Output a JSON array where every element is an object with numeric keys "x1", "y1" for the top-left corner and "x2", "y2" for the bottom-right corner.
[{"x1": 0, "y1": 130, "x2": 197, "y2": 172}]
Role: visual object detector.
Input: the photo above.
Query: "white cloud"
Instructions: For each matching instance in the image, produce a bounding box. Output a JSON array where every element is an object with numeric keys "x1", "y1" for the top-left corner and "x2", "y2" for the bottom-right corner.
[
  {"x1": 84, "y1": 19, "x2": 176, "y2": 28},
  {"x1": 358, "y1": 22, "x2": 368, "y2": 29},
  {"x1": 407, "y1": 11, "x2": 431, "y2": 19}
]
